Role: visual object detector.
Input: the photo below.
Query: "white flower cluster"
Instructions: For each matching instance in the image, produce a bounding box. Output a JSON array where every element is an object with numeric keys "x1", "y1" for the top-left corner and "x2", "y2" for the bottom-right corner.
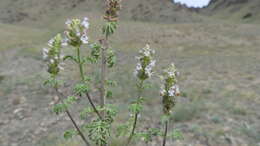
[
  {"x1": 42, "y1": 34, "x2": 64, "y2": 75},
  {"x1": 63, "y1": 17, "x2": 89, "y2": 46},
  {"x1": 160, "y1": 84, "x2": 180, "y2": 97},
  {"x1": 134, "y1": 44, "x2": 156, "y2": 80},
  {"x1": 160, "y1": 63, "x2": 180, "y2": 97}
]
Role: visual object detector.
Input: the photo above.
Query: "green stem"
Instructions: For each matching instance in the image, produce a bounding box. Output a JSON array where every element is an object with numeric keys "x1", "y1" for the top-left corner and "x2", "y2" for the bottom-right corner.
[
  {"x1": 100, "y1": 36, "x2": 109, "y2": 146},
  {"x1": 127, "y1": 80, "x2": 144, "y2": 145},
  {"x1": 100, "y1": 45, "x2": 107, "y2": 118},
  {"x1": 76, "y1": 47, "x2": 84, "y2": 79},
  {"x1": 76, "y1": 46, "x2": 103, "y2": 120},
  {"x1": 162, "y1": 120, "x2": 168, "y2": 146},
  {"x1": 54, "y1": 83, "x2": 90, "y2": 146}
]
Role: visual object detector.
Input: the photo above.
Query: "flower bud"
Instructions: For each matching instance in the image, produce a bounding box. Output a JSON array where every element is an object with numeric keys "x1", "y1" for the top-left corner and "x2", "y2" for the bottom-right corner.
[
  {"x1": 104, "y1": 0, "x2": 121, "y2": 22},
  {"x1": 43, "y1": 34, "x2": 64, "y2": 76}
]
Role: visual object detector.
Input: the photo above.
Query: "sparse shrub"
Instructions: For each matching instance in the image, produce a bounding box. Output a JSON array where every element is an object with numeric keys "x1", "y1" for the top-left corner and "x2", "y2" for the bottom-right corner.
[
  {"x1": 202, "y1": 88, "x2": 212, "y2": 94},
  {"x1": 180, "y1": 91, "x2": 188, "y2": 97},
  {"x1": 0, "y1": 75, "x2": 5, "y2": 83},
  {"x1": 41, "y1": 1, "x2": 182, "y2": 146},
  {"x1": 239, "y1": 122, "x2": 260, "y2": 143},
  {"x1": 232, "y1": 106, "x2": 247, "y2": 116},
  {"x1": 172, "y1": 100, "x2": 203, "y2": 122},
  {"x1": 211, "y1": 115, "x2": 222, "y2": 124}
]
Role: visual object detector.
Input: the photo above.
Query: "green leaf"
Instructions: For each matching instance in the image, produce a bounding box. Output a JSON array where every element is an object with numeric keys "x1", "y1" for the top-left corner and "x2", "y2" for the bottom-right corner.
[
  {"x1": 84, "y1": 56, "x2": 97, "y2": 64},
  {"x1": 80, "y1": 107, "x2": 94, "y2": 119},
  {"x1": 89, "y1": 43, "x2": 101, "y2": 62},
  {"x1": 169, "y1": 129, "x2": 184, "y2": 140},
  {"x1": 102, "y1": 22, "x2": 118, "y2": 37},
  {"x1": 64, "y1": 129, "x2": 77, "y2": 140},
  {"x1": 64, "y1": 96, "x2": 77, "y2": 105},
  {"x1": 53, "y1": 103, "x2": 68, "y2": 114},
  {"x1": 129, "y1": 102, "x2": 143, "y2": 113},
  {"x1": 43, "y1": 77, "x2": 61, "y2": 88},
  {"x1": 106, "y1": 80, "x2": 117, "y2": 87},
  {"x1": 73, "y1": 83, "x2": 90, "y2": 96},
  {"x1": 105, "y1": 104, "x2": 118, "y2": 118},
  {"x1": 106, "y1": 90, "x2": 113, "y2": 98},
  {"x1": 85, "y1": 119, "x2": 111, "y2": 145},
  {"x1": 107, "y1": 53, "x2": 116, "y2": 68},
  {"x1": 63, "y1": 55, "x2": 78, "y2": 63},
  {"x1": 83, "y1": 76, "x2": 92, "y2": 82},
  {"x1": 116, "y1": 124, "x2": 129, "y2": 137},
  {"x1": 143, "y1": 82, "x2": 152, "y2": 89}
]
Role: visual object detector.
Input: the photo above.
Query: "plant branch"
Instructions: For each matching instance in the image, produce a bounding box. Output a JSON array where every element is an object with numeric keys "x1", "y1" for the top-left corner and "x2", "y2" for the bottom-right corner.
[
  {"x1": 100, "y1": 38, "x2": 108, "y2": 118},
  {"x1": 54, "y1": 87, "x2": 90, "y2": 146},
  {"x1": 76, "y1": 46, "x2": 103, "y2": 120},
  {"x1": 98, "y1": 36, "x2": 109, "y2": 146},
  {"x1": 86, "y1": 92, "x2": 103, "y2": 120},
  {"x1": 127, "y1": 80, "x2": 144, "y2": 145},
  {"x1": 162, "y1": 120, "x2": 168, "y2": 146}
]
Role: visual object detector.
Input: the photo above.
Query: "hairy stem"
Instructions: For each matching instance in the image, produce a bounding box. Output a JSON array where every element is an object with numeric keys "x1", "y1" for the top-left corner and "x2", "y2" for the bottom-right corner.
[
  {"x1": 99, "y1": 37, "x2": 109, "y2": 146},
  {"x1": 76, "y1": 46, "x2": 102, "y2": 120},
  {"x1": 99, "y1": 36, "x2": 109, "y2": 118},
  {"x1": 100, "y1": 46, "x2": 107, "y2": 117},
  {"x1": 162, "y1": 120, "x2": 168, "y2": 146},
  {"x1": 54, "y1": 87, "x2": 90, "y2": 146},
  {"x1": 127, "y1": 80, "x2": 144, "y2": 145},
  {"x1": 86, "y1": 92, "x2": 103, "y2": 119}
]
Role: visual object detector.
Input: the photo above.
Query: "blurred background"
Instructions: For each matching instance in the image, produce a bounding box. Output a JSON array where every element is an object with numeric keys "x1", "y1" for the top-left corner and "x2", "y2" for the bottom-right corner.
[{"x1": 0, "y1": 0, "x2": 260, "y2": 145}]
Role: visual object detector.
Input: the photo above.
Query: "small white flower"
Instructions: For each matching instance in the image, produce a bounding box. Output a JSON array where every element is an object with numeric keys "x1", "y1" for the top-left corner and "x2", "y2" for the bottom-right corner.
[
  {"x1": 136, "y1": 63, "x2": 142, "y2": 70},
  {"x1": 58, "y1": 65, "x2": 64, "y2": 70},
  {"x1": 81, "y1": 17, "x2": 89, "y2": 29},
  {"x1": 62, "y1": 37, "x2": 69, "y2": 46},
  {"x1": 168, "y1": 88, "x2": 175, "y2": 97},
  {"x1": 65, "y1": 19, "x2": 72, "y2": 26},
  {"x1": 48, "y1": 39, "x2": 54, "y2": 47},
  {"x1": 54, "y1": 55, "x2": 59, "y2": 60},
  {"x1": 50, "y1": 59, "x2": 54, "y2": 63},
  {"x1": 150, "y1": 60, "x2": 156, "y2": 67},
  {"x1": 42, "y1": 48, "x2": 49, "y2": 60},
  {"x1": 168, "y1": 71, "x2": 175, "y2": 77},
  {"x1": 80, "y1": 34, "x2": 88, "y2": 44},
  {"x1": 42, "y1": 47, "x2": 49, "y2": 54},
  {"x1": 160, "y1": 88, "x2": 166, "y2": 96},
  {"x1": 145, "y1": 66, "x2": 151, "y2": 73},
  {"x1": 147, "y1": 71, "x2": 152, "y2": 78},
  {"x1": 76, "y1": 31, "x2": 81, "y2": 37},
  {"x1": 143, "y1": 50, "x2": 150, "y2": 56}
]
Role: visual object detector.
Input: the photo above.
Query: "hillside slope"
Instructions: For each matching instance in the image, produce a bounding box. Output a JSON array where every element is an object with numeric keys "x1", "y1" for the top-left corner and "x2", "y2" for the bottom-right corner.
[
  {"x1": 0, "y1": 0, "x2": 204, "y2": 24},
  {"x1": 0, "y1": 0, "x2": 103, "y2": 23},
  {"x1": 201, "y1": 0, "x2": 260, "y2": 23}
]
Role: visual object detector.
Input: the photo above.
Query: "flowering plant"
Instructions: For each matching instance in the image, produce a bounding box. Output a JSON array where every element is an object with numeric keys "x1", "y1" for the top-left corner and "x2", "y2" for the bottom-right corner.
[{"x1": 42, "y1": 0, "x2": 182, "y2": 146}]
